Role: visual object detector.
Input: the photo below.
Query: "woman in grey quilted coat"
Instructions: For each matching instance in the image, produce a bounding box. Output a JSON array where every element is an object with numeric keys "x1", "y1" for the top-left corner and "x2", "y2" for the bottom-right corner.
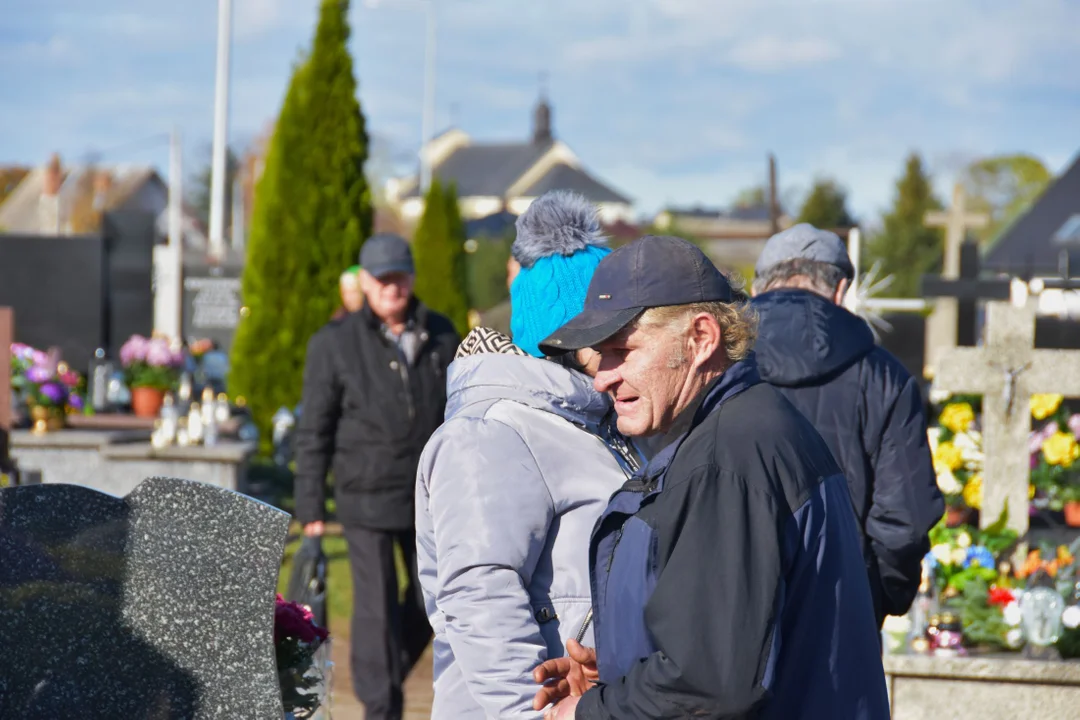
[{"x1": 415, "y1": 191, "x2": 641, "y2": 718}]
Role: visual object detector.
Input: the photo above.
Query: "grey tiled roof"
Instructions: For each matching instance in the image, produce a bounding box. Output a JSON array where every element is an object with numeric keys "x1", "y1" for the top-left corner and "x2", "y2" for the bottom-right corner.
[
  {"x1": 985, "y1": 152, "x2": 1080, "y2": 274},
  {"x1": 520, "y1": 163, "x2": 631, "y2": 204},
  {"x1": 404, "y1": 141, "x2": 553, "y2": 198}
]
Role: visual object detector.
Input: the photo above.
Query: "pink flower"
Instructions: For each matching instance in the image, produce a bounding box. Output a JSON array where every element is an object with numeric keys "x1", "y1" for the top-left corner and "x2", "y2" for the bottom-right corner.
[
  {"x1": 60, "y1": 370, "x2": 80, "y2": 388},
  {"x1": 274, "y1": 594, "x2": 329, "y2": 644},
  {"x1": 145, "y1": 338, "x2": 175, "y2": 368},
  {"x1": 26, "y1": 365, "x2": 52, "y2": 384},
  {"x1": 1029, "y1": 422, "x2": 1058, "y2": 453},
  {"x1": 120, "y1": 335, "x2": 149, "y2": 365},
  {"x1": 1069, "y1": 414, "x2": 1080, "y2": 441}
]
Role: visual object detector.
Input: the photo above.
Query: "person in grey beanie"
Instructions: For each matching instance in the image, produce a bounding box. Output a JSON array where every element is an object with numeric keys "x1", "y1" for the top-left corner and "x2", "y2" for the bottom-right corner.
[{"x1": 415, "y1": 190, "x2": 643, "y2": 718}]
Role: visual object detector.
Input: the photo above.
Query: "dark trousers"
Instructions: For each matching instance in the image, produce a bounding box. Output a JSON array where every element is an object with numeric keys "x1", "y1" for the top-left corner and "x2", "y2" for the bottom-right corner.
[{"x1": 343, "y1": 526, "x2": 432, "y2": 720}]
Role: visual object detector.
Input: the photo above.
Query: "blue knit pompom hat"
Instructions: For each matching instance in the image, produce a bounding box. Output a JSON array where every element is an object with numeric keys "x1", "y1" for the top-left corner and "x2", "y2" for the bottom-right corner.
[{"x1": 509, "y1": 191, "x2": 610, "y2": 357}]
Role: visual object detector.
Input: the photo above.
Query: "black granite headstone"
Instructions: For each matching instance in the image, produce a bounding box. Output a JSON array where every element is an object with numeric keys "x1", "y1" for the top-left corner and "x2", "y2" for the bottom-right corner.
[
  {"x1": 0, "y1": 476, "x2": 290, "y2": 719},
  {"x1": 182, "y1": 256, "x2": 244, "y2": 354}
]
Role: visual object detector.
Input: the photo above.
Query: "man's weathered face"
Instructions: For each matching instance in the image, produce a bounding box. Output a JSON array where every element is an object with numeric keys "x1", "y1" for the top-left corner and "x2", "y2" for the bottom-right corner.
[
  {"x1": 592, "y1": 322, "x2": 691, "y2": 437},
  {"x1": 361, "y1": 270, "x2": 414, "y2": 321}
]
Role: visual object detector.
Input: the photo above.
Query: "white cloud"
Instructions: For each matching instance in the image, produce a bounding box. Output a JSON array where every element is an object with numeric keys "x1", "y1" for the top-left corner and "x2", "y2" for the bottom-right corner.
[{"x1": 728, "y1": 36, "x2": 841, "y2": 72}]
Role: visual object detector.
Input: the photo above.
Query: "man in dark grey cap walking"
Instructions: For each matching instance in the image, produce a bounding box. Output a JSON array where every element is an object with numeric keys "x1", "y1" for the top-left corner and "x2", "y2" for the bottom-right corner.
[
  {"x1": 750, "y1": 223, "x2": 943, "y2": 629},
  {"x1": 294, "y1": 233, "x2": 460, "y2": 720}
]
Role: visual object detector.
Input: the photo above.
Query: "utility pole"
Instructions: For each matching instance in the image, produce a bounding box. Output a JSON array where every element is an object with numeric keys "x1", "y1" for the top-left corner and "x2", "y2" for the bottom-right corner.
[{"x1": 208, "y1": 0, "x2": 233, "y2": 261}]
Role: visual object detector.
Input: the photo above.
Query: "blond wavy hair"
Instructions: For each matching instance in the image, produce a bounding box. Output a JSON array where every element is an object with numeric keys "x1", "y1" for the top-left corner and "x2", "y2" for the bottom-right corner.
[{"x1": 636, "y1": 271, "x2": 758, "y2": 367}]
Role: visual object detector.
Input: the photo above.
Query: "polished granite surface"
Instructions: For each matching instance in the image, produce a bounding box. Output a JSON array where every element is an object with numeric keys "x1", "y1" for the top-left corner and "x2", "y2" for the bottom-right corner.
[{"x1": 0, "y1": 476, "x2": 290, "y2": 719}]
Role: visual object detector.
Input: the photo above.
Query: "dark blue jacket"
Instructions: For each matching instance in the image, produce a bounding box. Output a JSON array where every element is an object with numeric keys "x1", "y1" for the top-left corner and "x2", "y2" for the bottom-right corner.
[
  {"x1": 752, "y1": 289, "x2": 944, "y2": 625},
  {"x1": 576, "y1": 357, "x2": 889, "y2": 720}
]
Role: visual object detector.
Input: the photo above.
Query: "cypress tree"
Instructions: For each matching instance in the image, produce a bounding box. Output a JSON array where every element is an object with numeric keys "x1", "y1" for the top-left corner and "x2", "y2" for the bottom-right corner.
[
  {"x1": 229, "y1": 0, "x2": 371, "y2": 443},
  {"x1": 865, "y1": 153, "x2": 943, "y2": 297},
  {"x1": 797, "y1": 178, "x2": 856, "y2": 229},
  {"x1": 412, "y1": 180, "x2": 470, "y2": 335}
]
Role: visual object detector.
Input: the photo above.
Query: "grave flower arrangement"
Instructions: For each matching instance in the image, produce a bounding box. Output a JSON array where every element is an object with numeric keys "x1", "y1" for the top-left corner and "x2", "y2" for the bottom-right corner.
[
  {"x1": 119, "y1": 334, "x2": 184, "y2": 391},
  {"x1": 928, "y1": 395, "x2": 985, "y2": 522},
  {"x1": 929, "y1": 392, "x2": 1080, "y2": 524},
  {"x1": 275, "y1": 593, "x2": 330, "y2": 719},
  {"x1": 10, "y1": 343, "x2": 85, "y2": 416},
  {"x1": 1027, "y1": 394, "x2": 1080, "y2": 519}
]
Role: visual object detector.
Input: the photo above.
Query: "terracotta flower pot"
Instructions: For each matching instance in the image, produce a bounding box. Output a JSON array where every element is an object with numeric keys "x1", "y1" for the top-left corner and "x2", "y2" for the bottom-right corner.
[
  {"x1": 1064, "y1": 501, "x2": 1080, "y2": 528},
  {"x1": 131, "y1": 386, "x2": 165, "y2": 418}
]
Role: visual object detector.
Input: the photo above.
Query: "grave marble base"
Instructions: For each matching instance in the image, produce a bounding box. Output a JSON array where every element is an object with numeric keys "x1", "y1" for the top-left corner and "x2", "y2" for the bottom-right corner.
[
  {"x1": 885, "y1": 653, "x2": 1080, "y2": 720},
  {"x1": 11, "y1": 429, "x2": 256, "y2": 497}
]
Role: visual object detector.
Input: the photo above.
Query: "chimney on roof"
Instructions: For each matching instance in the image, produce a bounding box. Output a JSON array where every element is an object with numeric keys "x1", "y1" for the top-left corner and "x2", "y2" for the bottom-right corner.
[
  {"x1": 93, "y1": 169, "x2": 112, "y2": 211},
  {"x1": 39, "y1": 153, "x2": 62, "y2": 234},
  {"x1": 43, "y1": 153, "x2": 62, "y2": 196},
  {"x1": 532, "y1": 88, "x2": 553, "y2": 145}
]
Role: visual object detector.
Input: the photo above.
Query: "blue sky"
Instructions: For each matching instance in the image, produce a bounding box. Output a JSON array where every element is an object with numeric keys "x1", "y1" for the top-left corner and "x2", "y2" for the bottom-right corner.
[{"x1": 3, "y1": 0, "x2": 1079, "y2": 223}]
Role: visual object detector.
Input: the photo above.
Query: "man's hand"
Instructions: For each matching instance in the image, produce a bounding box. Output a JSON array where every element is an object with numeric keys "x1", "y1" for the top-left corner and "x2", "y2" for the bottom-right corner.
[
  {"x1": 303, "y1": 521, "x2": 325, "y2": 537},
  {"x1": 544, "y1": 695, "x2": 580, "y2": 720},
  {"x1": 533, "y1": 639, "x2": 598, "y2": 710}
]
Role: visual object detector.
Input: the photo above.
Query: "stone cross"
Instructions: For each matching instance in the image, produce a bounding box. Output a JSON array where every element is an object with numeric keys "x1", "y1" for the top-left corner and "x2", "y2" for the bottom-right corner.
[
  {"x1": 933, "y1": 300, "x2": 1080, "y2": 535},
  {"x1": 924, "y1": 183, "x2": 989, "y2": 377}
]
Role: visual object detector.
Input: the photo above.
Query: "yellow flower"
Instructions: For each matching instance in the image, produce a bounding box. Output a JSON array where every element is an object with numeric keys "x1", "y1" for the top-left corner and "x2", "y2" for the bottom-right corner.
[
  {"x1": 1057, "y1": 546, "x2": 1075, "y2": 567},
  {"x1": 1042, "y1": 431, "x2": 1080, "y2": 468},
  {"x1": 1030, "y1": 483, "x2": 1036, "y2": 500},
  {"x1": 933, "y1": 442, "x2": 964, "y2": 473},
  {"x1": 1031, "y1": 394, "x2": 1064, "y2": 421},
  {"x1": 963, "y1": 474, "x2": 983, "y2": 510},
  {"x1": 939, "y1": 403, "x2": 975, "y2": 434}
]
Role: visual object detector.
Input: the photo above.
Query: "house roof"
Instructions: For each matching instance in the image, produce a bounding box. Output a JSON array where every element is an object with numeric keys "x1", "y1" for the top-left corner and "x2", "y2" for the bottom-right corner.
[
  {"x1": 0, "y1": 164, "x2": 160, "y2": 233},
  {"x1": 985, "y1": 152, "x2": 1080, "y2": 274},
  {"x1": 520, "y1": 162, "x2": 631, "y2": 204},
  {"x1": 465, "y1": 210, "x2": 517, "y2": 240},
  {"x1": 404, "y1": 141, "x2": 554, "y2": 198}
]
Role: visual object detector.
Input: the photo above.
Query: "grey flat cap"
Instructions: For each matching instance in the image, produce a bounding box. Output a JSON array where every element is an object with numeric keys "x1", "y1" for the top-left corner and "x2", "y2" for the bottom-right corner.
[
  {"x1": 360, "y1": 234, "x2": 414, "y2": 278},
  {"x1": 755, "y1": 223, "x2": 854, "y2": 279}
]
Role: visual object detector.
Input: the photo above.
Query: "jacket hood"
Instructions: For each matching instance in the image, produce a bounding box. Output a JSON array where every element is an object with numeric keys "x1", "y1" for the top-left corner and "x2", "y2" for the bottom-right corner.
[
  {"x1": 751, "y1": 289, "x2": 874, "y2": 387},
  {"x1": 446, "y1": 328, "x2": 612, "y2": 429}
]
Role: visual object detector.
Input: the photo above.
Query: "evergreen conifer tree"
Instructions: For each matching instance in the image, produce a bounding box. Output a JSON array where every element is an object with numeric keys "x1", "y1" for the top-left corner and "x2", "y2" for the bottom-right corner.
[
  {"x1": 865, "y1": 153, "x2": 943, "y2": 297},
  {"x1": 412, "y1": 180, "x2": 470, "y2": 335},
  {"x1": 229, "y1": 0, "x2": 371, "y2": 442},
  {"x1": 797, "y1": 178, "x2": 856, "y2": 229}
]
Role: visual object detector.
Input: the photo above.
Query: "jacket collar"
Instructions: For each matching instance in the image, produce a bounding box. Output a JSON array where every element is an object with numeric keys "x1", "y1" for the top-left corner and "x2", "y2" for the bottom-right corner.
[
  {"x1": 638, "y1": 353, "x2": 762, "y2": 482},
  {"x1": 360, "y1": 296, "x2": 428, "y2": 331}
]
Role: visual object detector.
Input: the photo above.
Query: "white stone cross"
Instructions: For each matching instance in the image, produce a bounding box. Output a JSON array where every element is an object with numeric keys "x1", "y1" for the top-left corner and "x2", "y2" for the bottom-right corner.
[
  {"x1": 924, "y1": 182, "x2": 989, "y2": 377},
  {"x1": 934, "y1": 300, "x2": 1080, "y2": 535}
]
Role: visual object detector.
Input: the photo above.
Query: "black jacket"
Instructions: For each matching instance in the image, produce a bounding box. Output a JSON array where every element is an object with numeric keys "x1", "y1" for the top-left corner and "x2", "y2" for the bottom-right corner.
[
  {"x1": 293, "y1": 301, "x2": 459, "y2": 530},
  {"x1": 578, "y1": 359, "x2": 889, "y2": 719},
  {"x1": 752, "y1": 288, "x2": 944, "y2": 624}
]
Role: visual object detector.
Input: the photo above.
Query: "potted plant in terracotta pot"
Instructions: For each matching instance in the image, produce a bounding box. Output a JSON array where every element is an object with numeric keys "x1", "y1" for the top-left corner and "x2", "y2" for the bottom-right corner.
[{"x1": 120, "y1": 334, "x2": 183, "y2": 417}]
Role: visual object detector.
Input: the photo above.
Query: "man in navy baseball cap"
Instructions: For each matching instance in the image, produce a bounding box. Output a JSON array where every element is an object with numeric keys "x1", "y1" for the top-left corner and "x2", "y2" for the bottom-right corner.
[
  {"x1": 534, "y1": 234, "x2": 889, "y2": 720},
  {"x1": 538, "y1": 234, "x2": 737, "y2": 356}
]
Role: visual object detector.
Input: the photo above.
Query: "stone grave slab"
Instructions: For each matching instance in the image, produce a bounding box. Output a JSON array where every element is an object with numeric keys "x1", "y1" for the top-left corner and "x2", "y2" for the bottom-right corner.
[{"x1": 0, "y1": 475, "x2": 290, "y2": 719}]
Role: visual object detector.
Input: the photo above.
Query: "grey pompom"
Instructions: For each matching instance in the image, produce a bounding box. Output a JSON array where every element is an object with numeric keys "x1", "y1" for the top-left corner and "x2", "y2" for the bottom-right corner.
[{"x1": 512, "y1": 190, "x2": 607, "y2": 268}]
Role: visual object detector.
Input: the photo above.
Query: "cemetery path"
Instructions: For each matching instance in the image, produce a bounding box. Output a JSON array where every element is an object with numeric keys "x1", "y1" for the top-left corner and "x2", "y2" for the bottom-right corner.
[{"x1": 328, "y1": 624, "x2": 434, "y2": 720}]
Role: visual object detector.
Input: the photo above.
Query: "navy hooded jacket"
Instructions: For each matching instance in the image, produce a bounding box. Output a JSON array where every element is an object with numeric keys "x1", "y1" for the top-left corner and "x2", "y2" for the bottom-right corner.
[
  {"x1": 575, "y1": 356, "x2": 889, "y2": 720},
  {"x1": 752, "y1": 288, "x2": 944, "y2": 625}
]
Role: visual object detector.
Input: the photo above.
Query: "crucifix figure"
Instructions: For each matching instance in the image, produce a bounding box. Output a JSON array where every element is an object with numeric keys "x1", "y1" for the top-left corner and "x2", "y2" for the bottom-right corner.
[
  {"x1": 924, "y1": 183, "x2": 989, "y2": 378},
  {"x1": 933, "y1": 300, "x2": 1080, "y2": 535}
]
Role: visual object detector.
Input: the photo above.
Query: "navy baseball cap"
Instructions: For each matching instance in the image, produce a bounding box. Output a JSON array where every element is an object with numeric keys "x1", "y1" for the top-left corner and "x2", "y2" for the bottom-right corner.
[
  {"x1": 539, "y1": 235, "x2": 734, "y2": 355},
  {"x1": 360, "y1": 234, "x2": 415, "y2": 278}
]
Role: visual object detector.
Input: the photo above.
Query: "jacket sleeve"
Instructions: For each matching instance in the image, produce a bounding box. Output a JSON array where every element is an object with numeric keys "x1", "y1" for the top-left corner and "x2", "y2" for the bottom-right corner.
[
  {"x1": 578, "y1": 468, "x2": 781, "y2": 719},
  {"x1": 423, "y1": 417, "x2": 555, "y2": 718},
  {"x1": 292, "y1": 329, "x2": 342, "y2": 525},
  {"x1": 866, "y1": 374, "x2": 944, "y2": 617}
]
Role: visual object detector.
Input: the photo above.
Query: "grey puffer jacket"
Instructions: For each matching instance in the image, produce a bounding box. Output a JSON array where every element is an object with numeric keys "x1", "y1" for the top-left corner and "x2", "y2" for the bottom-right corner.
[{"x1": 416, "y1": 328, "x2": 639, "y2": 719}]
